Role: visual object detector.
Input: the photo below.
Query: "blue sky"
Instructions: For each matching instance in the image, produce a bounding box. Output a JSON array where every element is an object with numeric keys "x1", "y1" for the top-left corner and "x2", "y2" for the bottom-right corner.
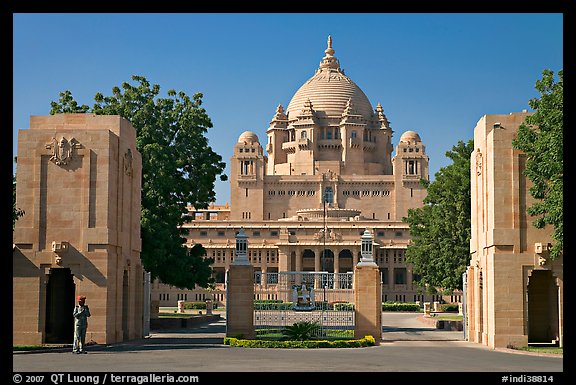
[{"x1": 13, "y1": 13, "x2": 563, "y2": 205}]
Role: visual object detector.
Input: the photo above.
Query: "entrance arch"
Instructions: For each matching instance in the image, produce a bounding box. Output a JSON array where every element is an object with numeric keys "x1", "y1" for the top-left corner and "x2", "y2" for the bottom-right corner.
[
  {"x1": 528, "y1": 270, "x2": 560, "y2": 344},
  {"x1": 338, "y1": 249, "x2": 354, "y2": 273},
  {"x1": 302, "y1": 249, "x2": 315, "y2": 271},
  {"x1": 45, "y1": 268, "x2": 75, "y2": 343}
]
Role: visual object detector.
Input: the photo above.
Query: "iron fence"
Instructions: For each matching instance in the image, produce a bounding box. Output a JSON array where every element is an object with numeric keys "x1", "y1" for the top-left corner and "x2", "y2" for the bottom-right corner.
[{"x1": 253, "y1": 271, "x2": 354, "y2": 339}]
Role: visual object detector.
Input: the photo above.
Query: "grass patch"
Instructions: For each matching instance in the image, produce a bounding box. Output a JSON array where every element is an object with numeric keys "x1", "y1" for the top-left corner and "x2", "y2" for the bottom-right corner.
[
  {"x1": 158, "y1": 312, "x2": 196, "y2": 318},
  {"x1": 514, "y1": 346, "x2": 563, "y2": 355},
  {"x1": 158, "y1": 312, "x2": 215, "y2": 318},
  {"x1": 255, "y1": 328, "x2": 354, "y2": 340},
  {"x1": 13, "y1": 345, "x2": 68, "y2": 351}
]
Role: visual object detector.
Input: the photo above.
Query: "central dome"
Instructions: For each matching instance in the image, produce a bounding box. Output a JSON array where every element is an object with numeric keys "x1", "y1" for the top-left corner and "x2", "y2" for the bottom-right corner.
[{"x1": 286, "y1": 36, "x2": 374, "y2": 120}]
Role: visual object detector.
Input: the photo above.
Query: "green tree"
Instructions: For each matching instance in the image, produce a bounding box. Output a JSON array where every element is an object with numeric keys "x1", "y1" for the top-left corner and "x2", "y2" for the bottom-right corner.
[
  {"x1": 50, "y1": 75, "x2": 227, "y2": 289},
  {"x1": 403, "y1": 140, "x2": 474, "y2": 292},
  {"x1": 13, "y1": 174, "x2": 25, "y2": 229},
  {"x1": 512, "y1": 69, "x2": 563, "y2": 260}
]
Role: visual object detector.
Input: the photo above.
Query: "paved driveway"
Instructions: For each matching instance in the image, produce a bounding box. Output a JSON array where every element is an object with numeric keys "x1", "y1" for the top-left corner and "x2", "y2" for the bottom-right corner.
[{"x1": 12, "y1": 312, "x2": 563, "y2": 376}]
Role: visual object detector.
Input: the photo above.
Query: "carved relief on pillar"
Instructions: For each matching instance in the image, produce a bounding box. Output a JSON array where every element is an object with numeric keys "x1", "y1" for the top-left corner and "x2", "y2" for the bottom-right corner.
[
  {"x1": 46, "y1": 136, "x2": 81, "y2": 166},
  {"x1": 124, "y1": 148, "x2": 133, "y2": 176},
  {"x1": 475, "y1": 148, "x2": 483, "y2": 176}
]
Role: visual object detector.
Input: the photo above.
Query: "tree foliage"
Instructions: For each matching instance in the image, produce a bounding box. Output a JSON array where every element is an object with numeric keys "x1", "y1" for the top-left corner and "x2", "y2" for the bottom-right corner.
[
  {"x1": 13, "y1": 173, "x2": 25, "y2": 229},
  {"x1": 512, "y1": 69, "x2": 563, "y2": 260},
  {"x1": 50, "y1": 75, "x2": 227, "y2": 289},
  {"x1": 403, "y1": 140, "x2": 474, "y2": 292}
]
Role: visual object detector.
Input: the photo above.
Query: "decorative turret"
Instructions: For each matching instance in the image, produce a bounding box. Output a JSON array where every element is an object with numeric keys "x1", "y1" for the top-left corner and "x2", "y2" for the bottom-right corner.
[
  {"x1": 297, "y1": 98, "x2": 316, "y2": 120},
  {"x1": 340, "y1": 98, "x2": 363, "y2": 125},
  {"x1": 268, "y1": 104, "x2": 288, "y2": 129},
  {"x1": 393, "y1": 130, "x2": 429, "y2": 181},
  {"x1": 375, "y1": 102, "x2": 391, "y2": 130}
]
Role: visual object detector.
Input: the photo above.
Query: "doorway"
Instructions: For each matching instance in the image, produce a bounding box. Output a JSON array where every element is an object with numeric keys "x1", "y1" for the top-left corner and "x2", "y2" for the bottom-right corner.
[
  {"x1": 45, "y1": 268, "x2": 75, "y2": 343},
  {"x1": 528, "y1": 270, "x2": 559, "y2": 345}
]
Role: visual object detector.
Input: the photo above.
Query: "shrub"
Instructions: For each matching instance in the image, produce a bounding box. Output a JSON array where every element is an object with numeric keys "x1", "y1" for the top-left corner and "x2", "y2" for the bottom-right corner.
[
  {"x1": 183, "y1": 301, "x2": 219, "y2": 310},
  {"x1": 382, "y1": 302, "x2": 421, "y2": 312},
  {"x1": 253, "y1": 301, "x2": 294, "y2": 310},
  {"x1": 282, "y1": 321, "x2": 321, "y2": 341},
  {"x1": 253, "y1": 300, "x2": 284, "y2": 304},
  {"x1": 440, "y1": 304, "x2": 459, "y2": 312},
  {"x1": 333, "y1": 302, "x2": 354, "y2": 311}
]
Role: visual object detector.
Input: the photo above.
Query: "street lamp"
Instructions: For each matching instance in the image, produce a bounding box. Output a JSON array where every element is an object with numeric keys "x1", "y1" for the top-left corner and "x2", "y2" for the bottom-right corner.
[
  {"x1": 358, "y1": 228, "x2": 376, "y2": 266},
  {"x1": 234, "y1": 227, "x2": 249, "y2": 265}
]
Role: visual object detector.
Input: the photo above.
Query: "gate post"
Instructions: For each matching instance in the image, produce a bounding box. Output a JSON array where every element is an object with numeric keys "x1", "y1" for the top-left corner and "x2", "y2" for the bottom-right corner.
[
  {"x1": 354, "y1": 229, "x2": 382, "y2": 342},
  {"x1": 226, "y1": 228, "x2": 255, "y2": 339}
]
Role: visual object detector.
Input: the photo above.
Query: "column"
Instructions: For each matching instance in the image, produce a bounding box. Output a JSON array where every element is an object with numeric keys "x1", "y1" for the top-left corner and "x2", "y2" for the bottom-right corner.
[
  {"x1": 261, "y1": 263, "x2": 268, "y2": 288},
  {"x1": 407, "y1": 266, "x2": 413, "y2": 291},
  {"x1": 295, "y1": 249, "x2": 302, "y2": 272},
  {"x1": 277, "y1": 247, "x2": 289, "y2": 272},
  {"x1": 333, "y1": 247, "x2": 340, "y2": 289},
  {"x1": 315, "y1": 248, "x2": 321, "y2": 271}
]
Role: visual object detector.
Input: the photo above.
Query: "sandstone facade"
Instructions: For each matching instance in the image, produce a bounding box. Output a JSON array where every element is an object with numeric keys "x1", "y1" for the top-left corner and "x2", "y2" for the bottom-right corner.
[
  {"x1": 13, "y1": 114, "x2": 145, "y2": 345},
  {"x1": 466, "y1": 112, "x2": 563, "y2": 349}
]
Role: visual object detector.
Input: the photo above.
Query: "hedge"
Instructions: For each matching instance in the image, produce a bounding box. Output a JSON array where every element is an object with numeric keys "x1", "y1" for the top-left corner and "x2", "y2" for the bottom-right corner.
[
  {"x1": 223, "y1": 335, "x2": 376, "y2": 348},
  {"x1": 440, "y1": 304, "x2": 459, "y2": 312},
  {"x1": 382, "y1": 302, "x2": 421, "y2": 312},
  {"x1": 183, "y1": 301, "x2": 219, "y2": 310}
]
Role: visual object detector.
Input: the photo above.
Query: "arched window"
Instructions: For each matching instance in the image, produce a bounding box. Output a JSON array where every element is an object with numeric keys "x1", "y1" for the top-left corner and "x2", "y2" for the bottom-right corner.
[
  {"x1": 301, "y1": 130, "x2": 307, "y2": 139},
  {"x1": 351, "y1": 130, "x2": 357, "y2": 139}
]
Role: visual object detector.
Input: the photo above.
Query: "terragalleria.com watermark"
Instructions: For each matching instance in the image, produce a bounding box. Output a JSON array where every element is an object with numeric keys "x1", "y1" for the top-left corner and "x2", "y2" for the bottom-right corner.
[{"x1": 12, "y1": 373, "x2": 200, "y2": 384}]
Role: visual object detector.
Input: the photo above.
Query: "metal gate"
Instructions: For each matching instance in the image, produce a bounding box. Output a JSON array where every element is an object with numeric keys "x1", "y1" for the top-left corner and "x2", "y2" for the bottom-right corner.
[{"x1": 254, "y1": 271, "x2": 354, "y2": 339}]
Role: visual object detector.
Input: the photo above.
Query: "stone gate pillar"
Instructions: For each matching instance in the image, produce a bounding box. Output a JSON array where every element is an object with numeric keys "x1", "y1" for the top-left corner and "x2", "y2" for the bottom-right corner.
[
  {"x1": 226, "y1": 227, "x2": 255, "y2": 339},
  {"x1": 354, "y1": 229, "x2": 382, "y2": 342}
]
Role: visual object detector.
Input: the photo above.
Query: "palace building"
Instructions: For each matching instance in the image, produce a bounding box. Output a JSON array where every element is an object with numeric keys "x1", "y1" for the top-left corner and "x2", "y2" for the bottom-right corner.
[{"x1": 152, "y1": 36, "x2": 459, "y2": 307}]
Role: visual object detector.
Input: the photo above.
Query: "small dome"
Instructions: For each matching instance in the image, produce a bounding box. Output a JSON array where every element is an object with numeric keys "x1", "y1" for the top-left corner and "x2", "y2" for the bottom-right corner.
[
  {"x1": 238, "y1": 131, "x2": 259, "y2": 144},
  {"x1": 399, "y1": 131, "x2": 421, "y2": 143}
]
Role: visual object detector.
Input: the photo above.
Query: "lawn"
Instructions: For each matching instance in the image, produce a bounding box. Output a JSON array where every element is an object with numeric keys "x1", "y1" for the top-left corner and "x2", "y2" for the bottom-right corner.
[{"x1": 515, "y1": 346, "x2": 563, "y2": 355}]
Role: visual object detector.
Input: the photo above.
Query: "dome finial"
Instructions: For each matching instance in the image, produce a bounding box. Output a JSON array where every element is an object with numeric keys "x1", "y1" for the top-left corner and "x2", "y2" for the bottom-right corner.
[
  {"x1": 325, "y1": 35, "x2": 335, "y2": 57},
  {"x1": 320, "y1": 35, "x2": 339, "y2": 70}
]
